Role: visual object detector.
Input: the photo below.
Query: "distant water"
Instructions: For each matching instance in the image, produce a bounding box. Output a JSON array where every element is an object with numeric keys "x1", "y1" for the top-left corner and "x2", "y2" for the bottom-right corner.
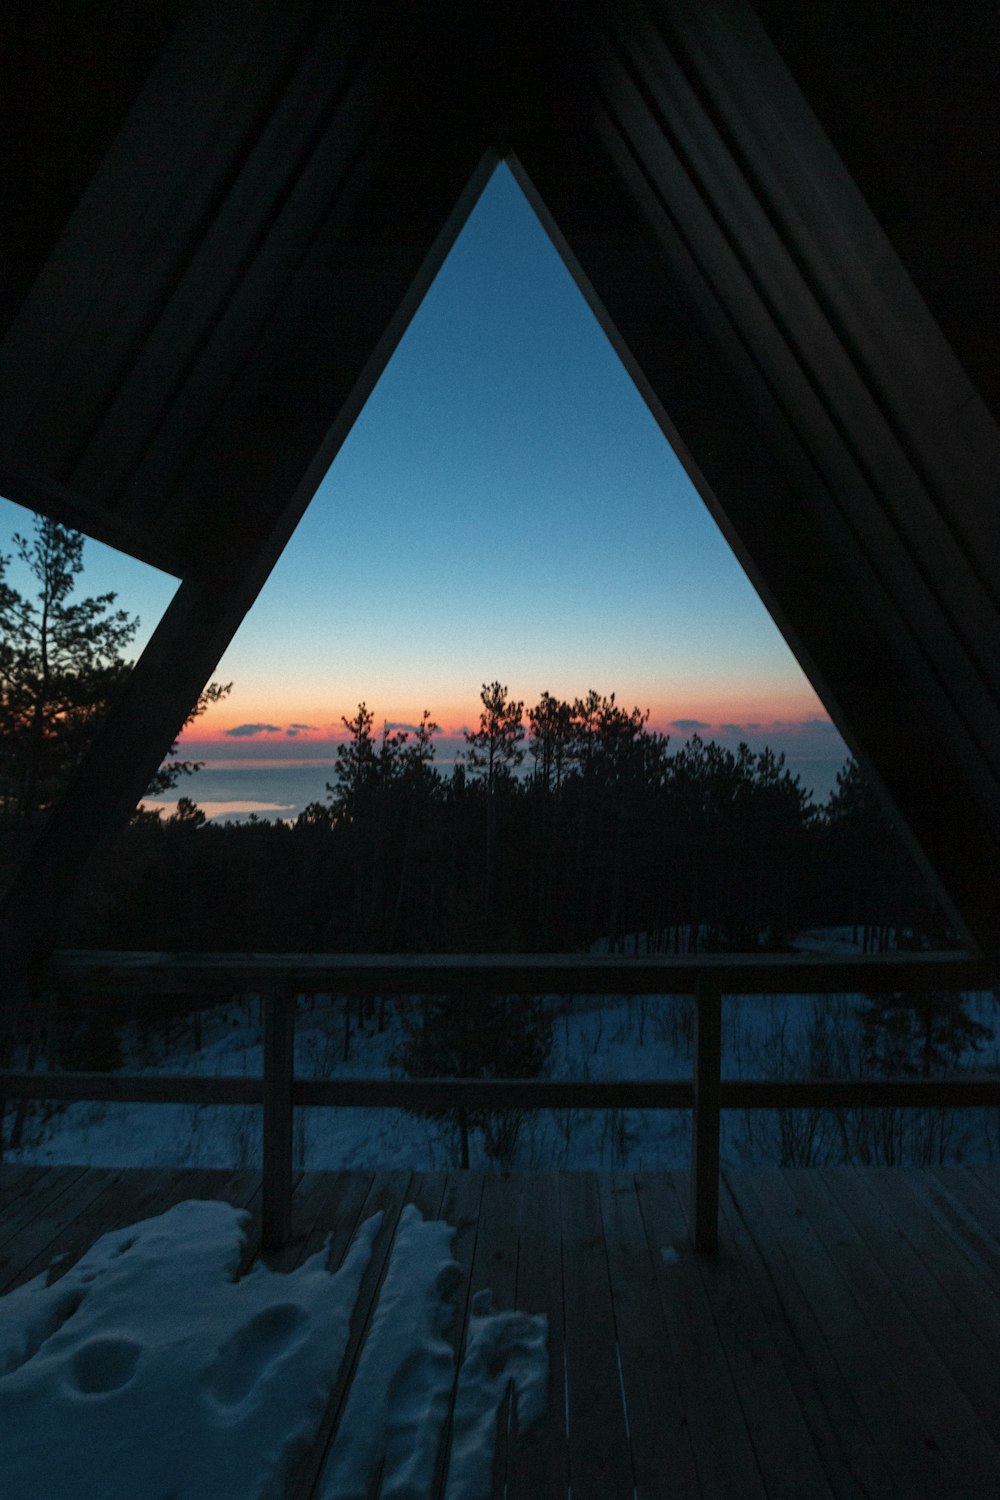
[
  {"x1": 144, "y1": 763, "x2": 337, "y2": 823},
  {"x1": 146, "y1": 751, "x2": 844, "y2": 824}
]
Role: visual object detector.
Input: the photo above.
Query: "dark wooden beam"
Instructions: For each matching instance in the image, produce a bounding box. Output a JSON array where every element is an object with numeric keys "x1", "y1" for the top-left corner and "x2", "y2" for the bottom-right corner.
[
  {"x1": 510, "y1": 0, "x2": 1000, "y2": 948},
  {"x1": 0, "y1": 462, "x2": 185, "y2": 578},
  {"x1": 0, "y1": 0, "x2": 302, "y2": 490},
  {"x1": 692, "y1": 980, "x2": 722, "y2": 1251},
  {"x1": 0, "y1": 0, "x2": 498, "y2": 577},
  {"x1": 262, "y1": 989, "x2": 294, "y2": 1249},
  {"x1": 6, "y1": 1071, "x2": 1000, "y2": 1112},
  {"x1": 43, "y1": 948, "x2": 998, "y2": 996},
  {"x1": 0, "y1": 1072, "x2": 261, "y2": 1105}
]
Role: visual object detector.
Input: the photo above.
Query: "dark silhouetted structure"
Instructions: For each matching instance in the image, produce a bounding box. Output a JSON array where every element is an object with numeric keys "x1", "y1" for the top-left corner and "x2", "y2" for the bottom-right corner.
[{"x1": 1, "y1": 0, "x2": 997, "y2": 949}]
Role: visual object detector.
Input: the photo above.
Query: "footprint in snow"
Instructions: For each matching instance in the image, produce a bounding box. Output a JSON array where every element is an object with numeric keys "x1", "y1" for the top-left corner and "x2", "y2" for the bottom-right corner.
[
  {"x1": 71, "y1": 1334, "x2": 142, "y2": 1394},
  {"x1": 202, "y1": 1303, "x2": 308, "y2": 1406}
]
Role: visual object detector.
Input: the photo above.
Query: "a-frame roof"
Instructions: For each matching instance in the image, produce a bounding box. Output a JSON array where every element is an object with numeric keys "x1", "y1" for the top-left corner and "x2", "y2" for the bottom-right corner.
[{"x1": 2, "y1": 0, "x2": 999, "y2": 952}]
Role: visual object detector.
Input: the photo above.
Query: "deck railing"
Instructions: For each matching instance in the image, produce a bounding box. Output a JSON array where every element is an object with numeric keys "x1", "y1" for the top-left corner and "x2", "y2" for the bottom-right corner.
[{"x1": 2, "y1": 949, "x2": 998, "y2": 1251}]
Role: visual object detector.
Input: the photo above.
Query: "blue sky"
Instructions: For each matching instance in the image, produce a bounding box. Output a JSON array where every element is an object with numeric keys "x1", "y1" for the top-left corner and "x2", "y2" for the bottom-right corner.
[{"x1": 0, "y1": 162, "x2": 847, "y2": 818}]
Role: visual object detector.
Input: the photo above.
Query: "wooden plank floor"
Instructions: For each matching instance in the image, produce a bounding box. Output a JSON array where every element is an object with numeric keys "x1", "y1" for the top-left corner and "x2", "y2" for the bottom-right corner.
[{"x1": 2, "y1": 1165, "x2": 1000, "y2": 1499}]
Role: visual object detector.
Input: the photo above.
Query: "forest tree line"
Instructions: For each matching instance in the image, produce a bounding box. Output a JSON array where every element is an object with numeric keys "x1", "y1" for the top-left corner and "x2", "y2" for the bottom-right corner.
[
  {"x1": 68, "y1": 683, "x2": 936, "y2": 955},
  {"x1": 0, "y1": 516, "x2": 941, "y2": 954}
]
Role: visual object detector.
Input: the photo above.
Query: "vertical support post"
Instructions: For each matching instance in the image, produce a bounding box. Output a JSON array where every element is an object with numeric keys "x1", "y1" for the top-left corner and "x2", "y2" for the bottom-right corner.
[
  {"x1": 262, "y1": 986, "x2": 294, "y2": 1251},
  {"x1": 0, "y1": 962, "x2": 30, "y2": 1164},
  {"x1": 691, "y1": 979, "x2": 722, "y2": 1254}
]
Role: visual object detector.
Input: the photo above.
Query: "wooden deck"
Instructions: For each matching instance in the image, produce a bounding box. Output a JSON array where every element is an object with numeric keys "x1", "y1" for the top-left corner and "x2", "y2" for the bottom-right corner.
[{"x1": 3, "y1": 1164, "x2": 1000, "y2": 1498}]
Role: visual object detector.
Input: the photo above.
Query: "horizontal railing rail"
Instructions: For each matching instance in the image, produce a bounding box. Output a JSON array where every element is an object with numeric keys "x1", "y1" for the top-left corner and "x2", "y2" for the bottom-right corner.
[
  {"x1": 34, "y1": 947, "x2": 1000, "y2": 995},
  {"x1": 2, "y1": 949, "x2": 998, "y2": 1250},
  {"x1": 5, "y1": 1072, "x2": 1000, "y2": 1112}
]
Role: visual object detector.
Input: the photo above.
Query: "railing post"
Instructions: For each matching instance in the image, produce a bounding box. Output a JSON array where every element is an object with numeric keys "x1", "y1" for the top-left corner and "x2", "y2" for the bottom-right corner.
[
  {"x1": 691, "y1": 978, "x2": 722, "y2": 1253},
  {"x1": 0, "y1": 962, "x2": 29, "y2": 1165},
  {"x1": 262, "y1": 986, "x2": 294, "y2": 1250}
]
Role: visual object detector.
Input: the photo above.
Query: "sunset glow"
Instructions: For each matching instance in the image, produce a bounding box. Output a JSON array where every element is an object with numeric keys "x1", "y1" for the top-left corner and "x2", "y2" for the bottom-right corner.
[{"x1": 185, "y1": 688, "x2": 829, "y2": 749}]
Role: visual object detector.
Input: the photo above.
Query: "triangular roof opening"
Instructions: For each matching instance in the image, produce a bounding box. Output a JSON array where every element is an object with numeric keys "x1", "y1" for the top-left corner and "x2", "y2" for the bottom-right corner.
[
  {"x1": 7, "y1": 160, "x2": 941, "y2": 962},
  {"x1": 156, "y1": 161, "x2": 849, "y2": 815}
]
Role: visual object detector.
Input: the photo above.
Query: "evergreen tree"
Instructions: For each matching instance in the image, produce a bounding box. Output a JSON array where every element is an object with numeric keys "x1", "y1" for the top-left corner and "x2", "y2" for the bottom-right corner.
[
  {"x1": 821, "y1": 757, "x2": 921, "y2": 945},
  {"x1": 593, "y1": 694, "x2": 650, "y2": 786},
  {"x1": 167, "y1": 796, "x2": 207, "y2": 828},
  {"x1": 859, "y1": 990, "x2": 992, "y2": 1078},
  {"x1": 462, "y1": 681, "x2": 525, "y2": 790},
  {"x1": 399, "y1": 710, "x2": 441, "y2": 788},
  {"x1": 386, "y1": 711, "x2": 442, "y2": 950},
  {"x1": 395, "y1": 990, "x2": 551, "y2": 1166},
  {"x1": 0, "y1": 515, "x2": 228, "y2": 827},
  {"x1": 859, "y1": 929, "x2": 992, "y2": 1081},
  {"x1": 0, "y1": 516, "x2": 138, "y2": 822},
  {"x1": 528, "y1": 690, "x2": 574, "y2": 792},
  {"x1": 570, "y1": 688, "x2": 603, "y2": 778},
  {"x1": 462, "y1": 682, "x2": 525, "y2": 915},
  {"x1": 327, "y1": 703, "x2": 378, "y2": 818}
]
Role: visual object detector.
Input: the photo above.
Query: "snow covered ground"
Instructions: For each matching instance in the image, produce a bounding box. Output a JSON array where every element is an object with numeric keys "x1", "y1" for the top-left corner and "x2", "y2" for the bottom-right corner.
[
  {"x1": 9, "y1": 989, "x2": 696, "y2": 1172},
  {"x1": 8, "y1": 931, "x2": 1000, "y2": 1171},
  {"x1": 3, "y1": 931, "x2": 996, "y2": 1499},
  {"x1": 0, "y1": 1199, "x2": 547, "y2": 1500}
]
